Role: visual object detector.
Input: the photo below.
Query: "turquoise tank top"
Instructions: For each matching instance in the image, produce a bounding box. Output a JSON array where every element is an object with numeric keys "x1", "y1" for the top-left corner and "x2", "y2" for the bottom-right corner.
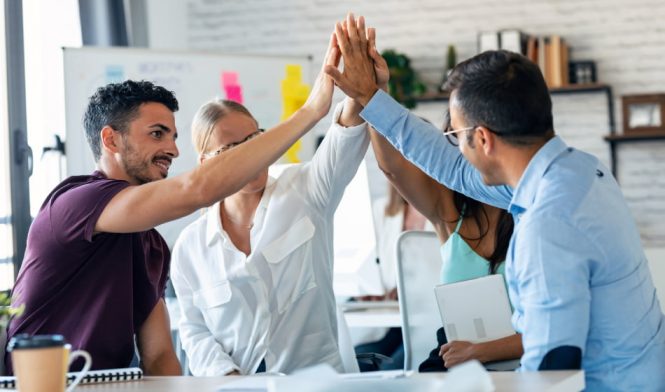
[{"x1": 439, "y1": 206, "x2": 505, "y2": 284}]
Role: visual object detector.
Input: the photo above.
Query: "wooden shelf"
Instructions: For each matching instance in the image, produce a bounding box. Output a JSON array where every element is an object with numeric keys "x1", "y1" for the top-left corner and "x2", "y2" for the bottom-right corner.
[
  {"x1": 604, "y1": 132, "x2": 665, "y2": 143},
  {"x1": 413, "y1": 83, "x2": 610, "y2": 103}
]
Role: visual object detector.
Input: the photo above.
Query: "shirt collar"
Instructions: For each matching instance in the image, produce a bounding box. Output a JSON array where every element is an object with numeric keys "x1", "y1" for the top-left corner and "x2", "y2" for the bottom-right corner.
[
  {"x1": 204, "y1": 175, "x2": 277, "y2": 247},
  {"x1": 508, "y1": 136, "x2": 570, "y2": 214}
]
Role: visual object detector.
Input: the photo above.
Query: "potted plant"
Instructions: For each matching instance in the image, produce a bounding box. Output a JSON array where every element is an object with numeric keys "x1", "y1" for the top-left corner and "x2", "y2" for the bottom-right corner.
[
  {"x1": 0, "y1": 292, "x2": 24, "y2": 374},
  {"x1": 381, "y1": 49, "x2": 426, "y2": 109}
]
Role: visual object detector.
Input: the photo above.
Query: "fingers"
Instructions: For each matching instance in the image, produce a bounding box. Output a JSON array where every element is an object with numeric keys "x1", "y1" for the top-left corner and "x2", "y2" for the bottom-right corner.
[
  {"x1": 368, "y1": 27, "x2": 376, "y2": 52},
  {"x1": 325, "y1": 33, "x2": 340, "y2": 68},
  {"x1": 331, "y1": 32, "x2": 341, "y2": 67},
  {"x1": 324, "y1": 64, "x2": 344, "y2": 84},
  {"x1": 357, "y1": 16, "x2": 368, "y2": 53},
  {"x1": 346, "y1": 13, "x2": 360, "y2": 51},
  {"x1": 321, "y1": 32, "x2": 336, "y2": 70},
  {"x1": 369, "y1": 45, "x2": 383, "y2": 62},
  {"x1": 439, "y1": 343, "x2": 448, "y2": 357},
  {"x1": 334, "y1": 22, "x2": 351, "y2": 60}
]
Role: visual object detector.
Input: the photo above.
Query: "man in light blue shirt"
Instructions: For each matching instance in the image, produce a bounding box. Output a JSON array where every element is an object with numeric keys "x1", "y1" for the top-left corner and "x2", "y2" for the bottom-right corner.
[{"x1": 325, "y1": 14, "x2": 665, "y2": 391}]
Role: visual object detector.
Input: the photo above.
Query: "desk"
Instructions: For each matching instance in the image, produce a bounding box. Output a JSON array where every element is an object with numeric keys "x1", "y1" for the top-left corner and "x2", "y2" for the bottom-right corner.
[
  {"x1": 343, "y1": 308, "x2": 401, "y2": 328},
  {"x1": 340, "y1": 301, "x2": 401, "y2": 328},
  {"x1": 71, "y1": 371, "x2": 584, "y2": 391}
]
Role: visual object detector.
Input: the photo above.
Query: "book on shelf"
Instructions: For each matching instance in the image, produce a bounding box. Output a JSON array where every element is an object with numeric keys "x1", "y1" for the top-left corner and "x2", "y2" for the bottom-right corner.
[
  {"x1": 478, "y1": 31, "x2": 500, "y2": 52},
  {"x1": 0, "y1": 367, "x2": 143, "y2": 388},
  {"x1": 477, "y1": 29, "x2": 581, "y2": 88}
]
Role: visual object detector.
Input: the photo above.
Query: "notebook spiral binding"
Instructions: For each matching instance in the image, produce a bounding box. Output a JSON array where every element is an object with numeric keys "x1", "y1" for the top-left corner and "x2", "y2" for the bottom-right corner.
[{"x1": 0, "y1": 367, "x2": 143, "y2": 388}]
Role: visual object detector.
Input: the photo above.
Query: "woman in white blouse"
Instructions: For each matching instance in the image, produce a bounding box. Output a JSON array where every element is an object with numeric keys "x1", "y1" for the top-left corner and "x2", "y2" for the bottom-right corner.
[{"x1": 170, "y1": 67, "x2": 370, "y2": 375}]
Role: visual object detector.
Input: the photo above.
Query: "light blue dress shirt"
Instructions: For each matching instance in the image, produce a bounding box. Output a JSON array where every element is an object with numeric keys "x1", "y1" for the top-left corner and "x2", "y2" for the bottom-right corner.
[{"x1": 361, "y1": 90, "x2": 665, "y2": 391}]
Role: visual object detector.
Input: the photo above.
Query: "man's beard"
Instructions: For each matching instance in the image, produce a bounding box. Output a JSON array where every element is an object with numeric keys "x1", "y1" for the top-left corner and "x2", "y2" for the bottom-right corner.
[{"x1": 120, "y1": 140, "x2": 161, "y2": 185}]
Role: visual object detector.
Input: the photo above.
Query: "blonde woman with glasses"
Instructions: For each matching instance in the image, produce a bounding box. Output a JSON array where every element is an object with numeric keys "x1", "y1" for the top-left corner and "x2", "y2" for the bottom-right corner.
[{"x1": 170, "y1": 38, "x2": 371, "y2": 376}]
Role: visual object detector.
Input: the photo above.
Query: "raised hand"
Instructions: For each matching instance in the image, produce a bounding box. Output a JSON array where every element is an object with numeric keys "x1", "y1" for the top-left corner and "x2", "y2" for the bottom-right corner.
[
  {"x1": 303, "y1": 32, "x2": 341, "y2": 121},
  {"x1": 367, "y1": 27, "x2": 390, "y2": 91},
  {"x1": 324, "y1": 13, "x2": 379, "y2": 107}
]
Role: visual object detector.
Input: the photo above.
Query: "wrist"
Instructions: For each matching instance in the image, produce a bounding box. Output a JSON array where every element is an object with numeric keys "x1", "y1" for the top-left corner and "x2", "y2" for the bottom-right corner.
[
  {"x1": 338, "y1": 98, "x2": 364, "y2": 127},
  {"x1": 471, "y1": 342, "x2": 488, "y2": 363},
  {"x1": 357, "y1": 86, "x2": 380, "y2": 107},
  {"x1": 295, "y1": 105, "x2": 321, "y2": 126}
]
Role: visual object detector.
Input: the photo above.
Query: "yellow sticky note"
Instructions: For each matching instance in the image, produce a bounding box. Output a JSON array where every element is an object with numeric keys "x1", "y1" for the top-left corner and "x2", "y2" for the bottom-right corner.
[{"x1": 281, "y1": 65, "x2": 310, "y2": 163}]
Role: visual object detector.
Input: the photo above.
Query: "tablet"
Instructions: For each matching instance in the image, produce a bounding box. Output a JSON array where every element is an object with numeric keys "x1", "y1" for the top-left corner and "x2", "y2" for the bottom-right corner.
[{"x1": 434, "y1": 274, "x2": 515, "y2": 343}]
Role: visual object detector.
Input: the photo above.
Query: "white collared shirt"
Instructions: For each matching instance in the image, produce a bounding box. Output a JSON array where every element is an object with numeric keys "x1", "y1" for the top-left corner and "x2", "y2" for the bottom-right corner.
[{"x1": 170, "y1": 102, "x2": 369, "y2": 376}]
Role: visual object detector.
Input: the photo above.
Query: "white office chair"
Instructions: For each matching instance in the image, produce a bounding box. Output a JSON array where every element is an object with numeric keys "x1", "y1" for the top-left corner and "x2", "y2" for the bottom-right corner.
[
  {"x1": 335, "y1": 305, "x2": 361, "y2": 373},
  {"x1": 395, "y1": 230, "x2": 442, "y2": 371}
]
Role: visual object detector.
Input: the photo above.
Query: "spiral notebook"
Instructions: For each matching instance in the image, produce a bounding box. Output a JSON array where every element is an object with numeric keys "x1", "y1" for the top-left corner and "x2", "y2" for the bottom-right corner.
[{"x1": 0, "y1": 367, "x2": 143, "y2": 388}]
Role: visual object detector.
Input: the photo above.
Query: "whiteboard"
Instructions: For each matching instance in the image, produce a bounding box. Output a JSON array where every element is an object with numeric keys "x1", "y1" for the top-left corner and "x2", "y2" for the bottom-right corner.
[{"x1": 63, "y1": 46, "x2": 314, "y2": 247}]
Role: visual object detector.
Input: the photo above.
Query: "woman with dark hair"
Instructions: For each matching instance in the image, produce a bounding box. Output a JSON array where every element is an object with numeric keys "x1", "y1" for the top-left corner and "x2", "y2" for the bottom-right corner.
[
  {"x1": 354, "y1": 27, "x2": 522, "y2": 371},
  {"x1": 369, "y1": 113, "x2": 522, "y2": 371}
]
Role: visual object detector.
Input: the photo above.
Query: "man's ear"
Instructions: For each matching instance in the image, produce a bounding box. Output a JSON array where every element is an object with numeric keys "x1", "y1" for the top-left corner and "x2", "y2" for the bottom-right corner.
[
  {"x1": 475, "y1": 126, "x2": 496, "y2": 156},
  {"x1": 100, "y1": 126, "x2": 120, "y2": 154}
]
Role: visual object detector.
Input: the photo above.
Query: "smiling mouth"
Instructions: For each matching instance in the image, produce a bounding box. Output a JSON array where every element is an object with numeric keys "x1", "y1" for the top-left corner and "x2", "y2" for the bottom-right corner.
[{"x1": 153, "y1": 158, "x2": 171, "y2": 175}]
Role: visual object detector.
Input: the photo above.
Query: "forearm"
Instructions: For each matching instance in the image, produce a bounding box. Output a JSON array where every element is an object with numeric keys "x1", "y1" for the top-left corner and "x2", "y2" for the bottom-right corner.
[
  {"x1": 142, "y1": 351, "x2": 182, "y2": 376},
  {"x1": 473, "y1": 334, "x2": 524, "y2": 363},
  {"x1": 189, "y1": 106, "x2": 320, "y2": 206},
  {"x1": 361, "y1": 90, "x2": 512, "y2": 209},
  {"x1": 369, "y1": 127, "x2": 411, "y2": 179},
  {"x1": 136, "y1": 300, "x2": 183, "y2": 376},
  {"x1": 97, "y1": 106, "x2": 323, "y2": 234}
]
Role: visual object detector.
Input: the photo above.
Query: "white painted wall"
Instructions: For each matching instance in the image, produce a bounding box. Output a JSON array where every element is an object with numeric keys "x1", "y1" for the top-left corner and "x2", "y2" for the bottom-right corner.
[{"x1": 143, "y1": 0, "x2": 665, "y2": 247}]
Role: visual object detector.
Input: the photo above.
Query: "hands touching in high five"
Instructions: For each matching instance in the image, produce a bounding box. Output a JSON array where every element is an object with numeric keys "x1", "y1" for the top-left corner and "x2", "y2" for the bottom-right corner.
[{"x1": 325, "y1": 13, "x2": 389, "y2": 107}]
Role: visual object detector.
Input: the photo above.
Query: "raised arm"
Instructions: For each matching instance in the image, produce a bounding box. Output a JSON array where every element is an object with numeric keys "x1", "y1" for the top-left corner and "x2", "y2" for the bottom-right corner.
[
  {"x1": 364, "y1": 29, "x2": 453, "y2": 240},
  {"x1": 95, "y1": 34, "x2": 340, "y2": 234},
  {"x1": 298, "y1": 22, "x2": 370, "y2": 212},
  {"x1": 326, "y1": 13, "x2": 513, "y2": 209}
]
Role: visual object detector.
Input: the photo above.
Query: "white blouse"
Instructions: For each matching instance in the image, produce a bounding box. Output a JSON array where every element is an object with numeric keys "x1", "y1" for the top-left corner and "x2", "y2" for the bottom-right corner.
[{"x1": 170, "y1": 102, "x2": 369, "y2": 376}]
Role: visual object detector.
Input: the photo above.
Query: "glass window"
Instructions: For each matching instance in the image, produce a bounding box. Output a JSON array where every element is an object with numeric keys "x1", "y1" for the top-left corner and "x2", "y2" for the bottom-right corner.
[
  {"x1": 0, "y1": 0, "x2": 16, "y2": 289},
  {"x1": 23, "y1": 0, "x2": 81, "y2": 216}
]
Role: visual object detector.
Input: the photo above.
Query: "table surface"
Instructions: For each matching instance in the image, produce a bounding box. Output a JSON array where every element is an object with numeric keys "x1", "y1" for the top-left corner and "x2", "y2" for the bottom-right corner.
[{"x1": 65, "y1": 371, "x2": 584, "y2": 392}]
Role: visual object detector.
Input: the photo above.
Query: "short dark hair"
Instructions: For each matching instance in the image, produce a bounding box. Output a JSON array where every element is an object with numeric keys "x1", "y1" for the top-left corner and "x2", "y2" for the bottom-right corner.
[
  {"x1": 444, "y1": 50, "x2": 553, "y2": 146},
  {"x1": 83, "y1": 80, "x2": 179, "y2": 161}
]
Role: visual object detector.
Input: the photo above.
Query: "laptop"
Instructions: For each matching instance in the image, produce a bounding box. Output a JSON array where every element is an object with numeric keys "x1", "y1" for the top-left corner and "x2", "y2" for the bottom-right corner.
[{"x1": 434, "y1": 274, "x2": 515, "y2": 343}]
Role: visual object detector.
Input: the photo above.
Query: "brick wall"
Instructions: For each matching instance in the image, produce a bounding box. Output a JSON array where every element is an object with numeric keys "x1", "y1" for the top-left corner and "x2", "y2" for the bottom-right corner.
[{"x1": 152, "y1": 0, "x2": 665, "y2": 246}]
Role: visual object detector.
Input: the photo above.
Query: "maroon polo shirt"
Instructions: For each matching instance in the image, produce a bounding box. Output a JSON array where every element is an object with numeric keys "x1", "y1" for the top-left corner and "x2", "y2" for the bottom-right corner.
[{"x1": 5, "y1": 171, "x2": 170, "y2": 373}]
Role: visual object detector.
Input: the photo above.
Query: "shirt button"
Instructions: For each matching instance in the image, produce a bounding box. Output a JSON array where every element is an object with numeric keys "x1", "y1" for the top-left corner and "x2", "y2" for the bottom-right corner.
[
  {"x1": 567, "y1": 147, "x2": 573, "y2": 152},
  {"x1": 596, "y1": 169, "x2": 604, "y2": 177}
]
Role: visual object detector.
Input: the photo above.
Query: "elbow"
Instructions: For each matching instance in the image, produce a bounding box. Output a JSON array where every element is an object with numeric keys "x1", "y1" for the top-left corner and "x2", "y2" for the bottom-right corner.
[{"x1": 377, "y1": 162, "x2": 400, "y2": 182}]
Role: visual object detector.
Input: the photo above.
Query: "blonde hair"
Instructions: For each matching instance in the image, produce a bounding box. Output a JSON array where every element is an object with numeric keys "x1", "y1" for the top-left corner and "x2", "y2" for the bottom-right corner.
[{"x1": 191, "y1": 99, "x2": 257, "y2": 156}]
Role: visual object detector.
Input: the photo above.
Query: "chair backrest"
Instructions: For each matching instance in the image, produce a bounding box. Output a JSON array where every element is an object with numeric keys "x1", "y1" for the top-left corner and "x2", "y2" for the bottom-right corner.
[
  {"x1": 335, "y1": 305, "x2": 360, "y2": 373},
  {"x1": 396, "y1": 230, "x2": 442, "y2": 370}
]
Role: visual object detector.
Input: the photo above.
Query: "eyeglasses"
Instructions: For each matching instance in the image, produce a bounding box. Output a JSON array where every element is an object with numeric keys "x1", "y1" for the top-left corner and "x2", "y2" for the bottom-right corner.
[
  {"x1": 202, "y1": 129, "x2": 264, "y2": 158},
  {"x1": 443, "y1": 125, "x2": 476, "y2": 147}
]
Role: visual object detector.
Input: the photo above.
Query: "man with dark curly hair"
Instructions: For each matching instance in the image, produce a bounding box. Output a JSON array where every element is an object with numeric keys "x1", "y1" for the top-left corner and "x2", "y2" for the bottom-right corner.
[{"x1": 6, "y1": 42, "x2": 338, "y2": 376}]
